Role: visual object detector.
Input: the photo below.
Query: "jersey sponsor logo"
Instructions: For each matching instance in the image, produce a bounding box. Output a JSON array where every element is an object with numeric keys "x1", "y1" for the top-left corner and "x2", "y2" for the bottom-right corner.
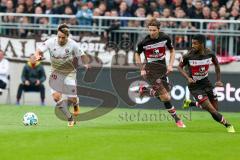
[
  {"x1": 145, "y1": 46, "x2": 166, "y2": 62},
  {"x1": 190, "y1": 64, "x2": 210, "y2": 80},
  {"x1": 143, "y1": 41, "x2": 167, "y2": 50},
  {"x1": 147, "y1": 56, "x2": 165, "y2": 62},
  {"x1": 192, "y1": 74, "x2": 208, "y2": 81},
  {"x1": 189, "y1": 58, "x2": 212, "y2": 66}
]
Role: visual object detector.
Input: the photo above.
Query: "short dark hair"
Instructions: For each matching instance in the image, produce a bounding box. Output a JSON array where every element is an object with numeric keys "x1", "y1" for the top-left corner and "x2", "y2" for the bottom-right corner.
[
  {"x1": 57, "y1": 23, "x2": 70, "y2": 36},
  {"x1": 192, "y1": 34, "x2": 206, "y2": 44},
  {"x1": 147, "y1": 18, "x2": 160, "y2": 29}
]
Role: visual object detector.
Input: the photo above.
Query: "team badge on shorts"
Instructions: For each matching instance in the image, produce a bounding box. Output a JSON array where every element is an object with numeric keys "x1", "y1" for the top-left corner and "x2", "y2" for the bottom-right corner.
[{"x1": 198, "y1": 95, "x2": 203, "y2": 100}]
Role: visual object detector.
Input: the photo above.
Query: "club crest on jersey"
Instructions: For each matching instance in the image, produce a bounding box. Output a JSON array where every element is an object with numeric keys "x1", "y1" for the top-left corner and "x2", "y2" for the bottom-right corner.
[
  {"x1": 65, "y1": 48, "x2": 70, "y2": 53},
  {"x1": 198, "y1": 95, "x2": 203, "y2": 100},
  {"x1": 199, "y1": 66, "x2": 206, "y2": 72},
  {"x1": 153, "y1": 49, "x2": 160, "y2": 55}
]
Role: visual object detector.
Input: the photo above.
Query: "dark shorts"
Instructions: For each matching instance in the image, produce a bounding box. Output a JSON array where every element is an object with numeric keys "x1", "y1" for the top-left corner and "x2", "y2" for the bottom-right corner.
[
  {"x1": 145, "y1": 62, "x2": 171, "y2": 92},
  {"x1": 189, "y1": 78, "x2": 217, "y2": 104},
  {"x1": 0, "y1": 80, "x2": 7, "y2": 89}
]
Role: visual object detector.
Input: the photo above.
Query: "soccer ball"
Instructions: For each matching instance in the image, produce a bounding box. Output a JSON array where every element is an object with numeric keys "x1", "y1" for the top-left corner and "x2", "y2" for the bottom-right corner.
[{"x1": 23, "y1": 112, "x2": 38, "y2": 126}]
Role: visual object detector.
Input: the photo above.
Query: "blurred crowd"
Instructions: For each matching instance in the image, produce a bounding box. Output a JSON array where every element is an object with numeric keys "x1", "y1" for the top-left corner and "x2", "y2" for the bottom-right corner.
[
  {"x1": 0, "y1": 0, "x2": 239, "y2": 27},
  {"x1": 0, "y1": 0, "x2": 240, "y2": 55}
]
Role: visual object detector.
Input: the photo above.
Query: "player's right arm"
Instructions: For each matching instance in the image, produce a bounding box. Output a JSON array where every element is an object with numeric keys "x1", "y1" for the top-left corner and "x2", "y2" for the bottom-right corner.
[
  {"x1": 178, "y1": 54, "x2": 196, "y2": 84},
  {"x1": 135, "y1": 41, "x2": 146, "y2": 78},
  {"x1": 35, "y1": 39, "x2": 51, "y2": 61}
]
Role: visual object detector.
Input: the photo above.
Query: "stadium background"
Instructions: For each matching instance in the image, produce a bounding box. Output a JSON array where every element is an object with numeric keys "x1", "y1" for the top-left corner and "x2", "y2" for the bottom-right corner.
[
  {"x1": 0, "y1": 0, "x2": 240, "y2": 111},
  {"x1": 1, "y1": 1, "x2": 240, "y2": 160}
]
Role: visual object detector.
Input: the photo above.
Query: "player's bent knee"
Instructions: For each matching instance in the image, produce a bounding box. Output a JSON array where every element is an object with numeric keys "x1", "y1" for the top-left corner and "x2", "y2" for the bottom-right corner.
[
  {"x1": 159, "y1": 94, "x2": 171, "y2": 102},
  {"x1": 52, "y1": 92, "x2": 62, "y2": 102}
]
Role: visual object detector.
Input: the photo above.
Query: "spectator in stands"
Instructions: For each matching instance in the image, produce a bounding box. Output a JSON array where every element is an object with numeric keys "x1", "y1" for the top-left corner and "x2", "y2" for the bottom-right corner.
[
  {"x1": 54, "y1": 0, "x2": 63, "y2": 8},
  {"x1": 104, "y1": 9, "x2": 120, "y2": 39},
  {"x1": 25, "y1": 0, "x2": 35, "y2": 13},
  {"x1": 92, "y1": 7, "x2": 101, "y2": 26},
  {"x1": 76, "y1": 3, "x2": 93, "y2": 26},
  {"x1": 175, "y1": 7, "x2": 186, "y2": 18},
  {"x1": 186, "y1": 0, "x2": 196, "y2": 18},
  {"x1": 16, "y1": 54, "x2": 46, "y2": 105},
  {"x1": 64, "y1": 5, "x2": 78, "y2": 26},
  {"x1": 148, "y1": 1, "x2": 158, "y2": 14},
  {"x1": 0, "y1": 50, "x2": 9, "y2": 95},
  {"x1": 157, "y1": 0, "x2": 168, "y2": 15},
  {"x1": 175, "y1": 21, "x2": 192, "y2": 49},
  {"x1": 98, "y1": 2, "x2": 107, "y2": 16},
  {"x1": 161, "y1": 7, "x2": 175, "y2": 28},
  {"x1": 34, "y1": 6, "x2": 49, "y2": 35},
  {"x1": 43, "y1": 0, "x2": 55, "y2": 14},
  {"x1": 17, "y1": 0, "x2": 25, "y2": 6},
  {"x1": 171, "y1": 0, "x2": 187, "y2": 11},
  {"x1": 219, "y1": 6, "x2": 228, "y2": 20},
  {"x1": 211, "y1": 0, "x2": 220, "y2": 12},
  {"x1": 15, "y1": 4, "x2": 25, "y2": 14},
  {"x1": 15, "y1": 4, "x2": 25, "y2": 26},
  {"x1": 130, "y1": 0, "x2": 148, "y2": 16},
  {"x1": 118, "y1": 1, "x2": 131, "y2": 27},
  {"x1": 133, "y1": 7, "x2": 146, "y2": 27},
  {"x1": 0, "y1": 0, "x2": 6, "y2": 12},
  {"x1": 226, "y1": 0, "x2": 239, "y2": 12},
  {"x1": 55, "y1": 0, "x2": 77, "y2": 14},
  {"x1": 5, "y1": 0, "x2": 14, "y2": 13},
  {"x1": 3, "y1": 0, "x2": 14, "y2": 23},
  {"x1": 18, "y1": 16, "x2": 30, "y2": 37},
  {"x1": 34, "y1": 6, "x2": 43, "y2": 24},
  {"x1": 153, "y1": 11, "x2": 161, "y2": 18},
  {"x1": 193, "y1": 1, "x2": 204, "y2": 19},
  {"x1": 229, "y1": 7, "x2": 240, "y2": 20},
  {"x1": 203, "y1": 6, "x2": 211, "y2": 19}
]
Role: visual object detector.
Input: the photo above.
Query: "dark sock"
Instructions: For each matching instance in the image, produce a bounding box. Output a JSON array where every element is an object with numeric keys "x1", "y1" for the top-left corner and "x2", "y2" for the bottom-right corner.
[
  {"x1": 190, "y1": 102, "x2": 196, "y2": 106},
  {"x1": 210, "y1": 112, "x2": 231, "y2": 127},
  {"x1": 164, "y1": 101, "x2": 180, "y2": 122},
  {"x1": 189, "y1": 101, "x2": 202, "y2": 109}
]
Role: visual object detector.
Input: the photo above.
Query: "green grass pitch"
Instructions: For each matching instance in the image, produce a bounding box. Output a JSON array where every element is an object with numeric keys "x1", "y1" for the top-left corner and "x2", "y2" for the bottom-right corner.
[{"x1": 0, "y1": 104, "x2": 239, "y2": 160}]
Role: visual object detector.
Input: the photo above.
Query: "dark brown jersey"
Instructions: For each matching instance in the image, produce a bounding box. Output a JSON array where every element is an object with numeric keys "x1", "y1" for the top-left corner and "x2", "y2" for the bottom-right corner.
[
  {"x1": 136, "y1": 32, "x2": 173, "y2": 64},
  {"x1": 179, "y1": 48, "x2": 218, "y2": 82}
]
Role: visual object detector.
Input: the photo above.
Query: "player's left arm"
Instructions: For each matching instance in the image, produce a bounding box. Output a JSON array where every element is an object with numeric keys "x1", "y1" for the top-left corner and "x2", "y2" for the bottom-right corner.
[
  {"x1": 211, "y1": 54, "x2": 223, "y2": 87},
  {"x1": 73, "y1": 42, "x2": 90, "y2": 69},
  {"x1": 81, "y1": 54, "x2": 90, "y2": 68},
  {"x1": 168, "y1": 48, "x2": 175, "y2": 74},
  {"x1": 166, "y1": 35, "x2": 175, "y2": 74}
]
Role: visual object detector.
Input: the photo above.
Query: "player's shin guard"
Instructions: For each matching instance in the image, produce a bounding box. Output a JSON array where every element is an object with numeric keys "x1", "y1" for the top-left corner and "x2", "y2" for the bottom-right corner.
[
  {"x1": 164, "y1": 101, "x2": 180, "y2": 122},
  {"x1": 210, "y1": 112, "x2": 231, "y2": 127},
  {"x1": 56, "y1": 100, "x2": 72, "y2": 120}
]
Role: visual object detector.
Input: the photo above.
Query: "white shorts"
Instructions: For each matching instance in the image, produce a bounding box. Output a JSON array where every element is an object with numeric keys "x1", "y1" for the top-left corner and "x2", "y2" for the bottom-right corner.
[{"x1": 49, "y1": 71, "x2": 77, "y2": 99}]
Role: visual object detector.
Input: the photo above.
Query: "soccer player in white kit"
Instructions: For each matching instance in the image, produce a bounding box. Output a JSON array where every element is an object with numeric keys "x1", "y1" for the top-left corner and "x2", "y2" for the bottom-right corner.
[{"x1": 35, "y1": 24, "x2": 88, "y2": 126}]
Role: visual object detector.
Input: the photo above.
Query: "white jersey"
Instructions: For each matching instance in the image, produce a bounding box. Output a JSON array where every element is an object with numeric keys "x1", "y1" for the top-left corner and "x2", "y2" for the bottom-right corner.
[
  {"x1": 38, "y1": 37, "x2": 83, "y2": 75},
  {"x1": 0, "y1": 58, "x2": 9, "y2": 84}
]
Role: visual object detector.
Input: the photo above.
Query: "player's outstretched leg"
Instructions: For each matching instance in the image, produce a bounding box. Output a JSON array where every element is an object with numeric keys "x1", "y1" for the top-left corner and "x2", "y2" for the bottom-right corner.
[
  {"x1": 201, "y1": 99, "x2": 235, "y2": 133},
  {"x1": 56, "y1": 99, "x2": 75, "y2": 127},
  {"x1": 159, "y1": 92, "x2": 186, "y2": 128},
  {"x1": 68, "y1": 97, "x2": 80, "y2": 116},
  {"x1": 163, "y1": 101, "x2": 186, "y2": 128}
]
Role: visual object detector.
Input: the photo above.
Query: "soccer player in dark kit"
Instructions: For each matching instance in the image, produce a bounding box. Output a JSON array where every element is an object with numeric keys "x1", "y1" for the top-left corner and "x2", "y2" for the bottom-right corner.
[
  {"x1": 135, "y1": 18, "x2": 186, "y2": 128},
  {"x1": 178, "y1": 34, "x2": 235, "y2": 133}
]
